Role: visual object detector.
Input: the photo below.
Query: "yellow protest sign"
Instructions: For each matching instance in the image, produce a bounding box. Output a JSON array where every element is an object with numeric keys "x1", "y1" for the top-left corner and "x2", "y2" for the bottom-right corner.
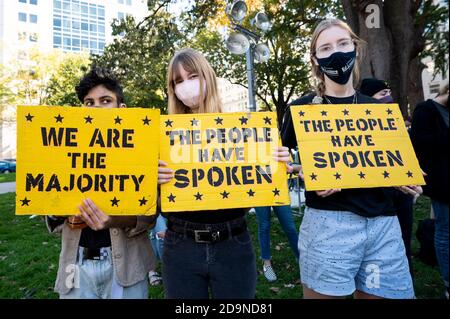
[
  {"x1": 160, "y1": 112, "x2": 290, "y2": 212},
  {"x1": 290, "y1": 104, "x2": 425, "y2": 191},
  {"x1": 16, "y1": 106, "x2": 160, "y2": 216}
]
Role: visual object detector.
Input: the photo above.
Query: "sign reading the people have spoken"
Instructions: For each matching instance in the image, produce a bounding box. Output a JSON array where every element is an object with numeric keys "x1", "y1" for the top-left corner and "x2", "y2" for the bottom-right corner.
[
  {"x1": 291, "y1": 104, "x2": 425, "y2": 191},
  {"x1": 160, "y1": 112, "x2": 290, "y2": 212},
  {"x1": 16, "y1": 106, "x2": 160, "y2": 216}
]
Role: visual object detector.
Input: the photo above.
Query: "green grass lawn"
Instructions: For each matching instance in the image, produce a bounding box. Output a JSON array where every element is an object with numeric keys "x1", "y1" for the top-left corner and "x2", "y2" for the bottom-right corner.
[
  {"x1": 0, "y1": 192, "x2": 444, "y2": 299},
  {"x1": 0, "y1": 173, "x2": 15, "y2": 183}
]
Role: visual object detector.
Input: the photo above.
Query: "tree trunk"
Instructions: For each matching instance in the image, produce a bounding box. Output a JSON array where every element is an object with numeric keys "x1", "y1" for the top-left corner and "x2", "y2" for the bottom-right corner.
[{"x1": 341, "y1": 0, "x2": 426, "y2": 116}]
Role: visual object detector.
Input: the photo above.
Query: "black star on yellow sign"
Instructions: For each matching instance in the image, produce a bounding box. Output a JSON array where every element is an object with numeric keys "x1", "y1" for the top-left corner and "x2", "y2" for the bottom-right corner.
[
  {"x1": 220, "y1": 191, "x2": 230, "y2": 199},
  {"x1": 406, "y1": 171, "x2": 413, "y2": 178},
  {"x1": 114, "y1": 116, "x2": 122, "y2": 124},
  {"x1": 263, "y1": 116, "x2": 272, "y2": 125},
  {"x1": 382, "y1": 170, "x2": 390, "y2": 179},
  {"x1": 84, "y1": 115, "x2": 93, "y2": 124},
  {"x1": 239, "y1": 116, "x2": 249, "y2": 125},
  {"x1": 334, "y1": 172, "x2": 342, "y2": 180},
  {"x1": 110, "y1": 197, "x2": 120, "y2": 207},
  {"x1": 272, "y1": 188, "x2": 280, "y2": 196},
  {"x1": 191, "y1": 118, "x2": 199, "y2": 126},
  {"x1": 167, "y1": 193, "x2": 176, "y2": 202},
  {"x1": 386, "y1": 108, "x2": 393, "y2": 115},
  {"x1": 142, "y1": 116, "x2": 151, "y2": 125},
  {"x1": 165, "y1": 119, "x2": 173, "y2": 127},
  {"x1": 214, "y1": 117, "x2": 224, "y2": 125},
  {"x1": 247, "y1": 189, "x2": 255, "y2": 197},
  {"x1": 342, "y1": 109, "x2": 350, "y2": 116},
  {"x1": 194, "y1": 192, "x2": 203, "y2": 200},
  {"x1": 310, "y1": 173, "x2": 317, "y2": 181},
  {"x1": 358, "y1": 171, "x2": 366, "y2": 179},
  {"x1": 55, "y1": 114, "x2": 64, "y2": 123},
  {"x1": 321, "y1": 110, "x2": 328, "y2": 116},
  {"x1": 139, "y1": 197, "x2": 148, "y2": 206},
  {"x1": 20, "y1": 197, "x2": 31, "y2": 206},
  {"x1": 25, "y1": 113, "x2": 34, "y2": 122},
  {"x1": 298, "y1": 111, "x2": 305, "y2": 117},
  {"x1": 365, "y1": 109, "x2": 372, "y2": 115}
]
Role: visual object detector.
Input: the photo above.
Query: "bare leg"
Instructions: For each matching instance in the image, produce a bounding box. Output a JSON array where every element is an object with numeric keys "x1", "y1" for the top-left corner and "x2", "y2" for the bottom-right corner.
[
  {"x1": 354, "y1": 290, "x2": 384, "y2": 299},
  {"x1": 302, "y1": 285, "x2": 346, "y2": 299}
]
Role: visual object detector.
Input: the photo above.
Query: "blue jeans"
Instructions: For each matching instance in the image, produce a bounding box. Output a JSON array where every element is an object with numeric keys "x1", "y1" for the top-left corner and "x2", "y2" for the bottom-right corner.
[
  {"x1": 432, "y1": 199, "x2": 449, "y2": 288},
  {"x1": 162, "y1": 219, "x2": 256, "y2": 299},
  {"x1": 254, "y1": 205, "x2": 299, "y2": 261},
  {"x1": 150, "y1": 215, "x2": 167, "y2": 261}
]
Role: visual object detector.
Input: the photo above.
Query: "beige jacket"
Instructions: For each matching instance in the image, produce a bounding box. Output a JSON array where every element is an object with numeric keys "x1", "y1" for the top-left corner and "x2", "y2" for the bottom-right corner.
[{"x1": 46, "y1": 216, "x2": 156, "y2": 295}]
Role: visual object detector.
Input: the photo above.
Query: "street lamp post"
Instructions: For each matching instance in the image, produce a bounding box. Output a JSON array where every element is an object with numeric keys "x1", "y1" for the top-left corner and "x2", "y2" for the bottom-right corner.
[{"x1": 225, "y1": 0, "x2": 271, "y2": 112}]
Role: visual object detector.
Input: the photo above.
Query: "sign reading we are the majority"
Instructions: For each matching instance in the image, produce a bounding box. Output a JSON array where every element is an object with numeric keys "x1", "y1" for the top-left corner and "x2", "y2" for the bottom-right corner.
[
  {"x1": 16, "y1": 106, "x2": 160, "y2": 216},
  {"x1": 291, "y1": 104, "x2": 425, "y2": 191},
  {"x1": 160, "y1": 112, "x2": 290, "y2": 212}
]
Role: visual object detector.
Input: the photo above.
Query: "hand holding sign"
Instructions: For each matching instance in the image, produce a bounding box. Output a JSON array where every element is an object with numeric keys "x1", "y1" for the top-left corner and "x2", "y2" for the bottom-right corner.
[
  {"x1": 290, "y1": 104, "x2": 425, "y2": 191},
  {"x1": 160, "y1": 112, "x2": 291, "y2": 212}
]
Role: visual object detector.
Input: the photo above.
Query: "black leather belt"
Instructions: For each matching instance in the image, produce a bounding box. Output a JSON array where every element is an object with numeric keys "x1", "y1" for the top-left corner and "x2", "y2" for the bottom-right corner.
[{"x1": 168, "y1": 218, "x2": 247, "y2": 244}]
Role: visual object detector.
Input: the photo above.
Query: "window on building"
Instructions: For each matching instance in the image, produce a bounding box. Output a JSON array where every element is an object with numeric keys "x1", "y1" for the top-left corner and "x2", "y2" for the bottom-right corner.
[
  {"x1": 81, "y1": 22, "x2": 88, "y2": 31},
  {"x1": 118, "y1": 0, "x2": 124, "y2": 4},
  {"x1": 53, "y1": 17, "x2": 62, "y2": 27},
  {"x1": 29, "y1": 14, "x2": 38, "y2": 23},
  {"x1": 63, "y1": 1, "x2": 70, "y2": 11},
  {"x1": 81, "y1": 4, "x2": 88, "y2": 14},
  {"x1": 18, "y1": 12, "x2": 27, "y2": 22},
  {"x1": 98, "y1": 7, "x2": 105, "y2": 17},
  {"x1": 81, "y1": 39, "x2": 89, "y2": 49},
  {"x1": 30, "y1": 0, "x2": 38, "y2": 5},
  {"x1": 54, "y1": 35, "x2": 62, "y2": 45},
  {"x1": 29, "y1": 33, "x2": 38, "y2": 42},
  {"x1": 126, "y1": 0, "x2": 132, "y2": 5},
  {"x1": 89, "y1": 23, "x2": 97, "y2": 32},
  {"x1": 53, "y1": 0, "x2": 61, "y2": 9},
  {"x1": 118, "y1": 12, "x2": 124, "y2": 20},
  {"x1": 19, "y1": 0, "x2": 27, "y2": 3}
]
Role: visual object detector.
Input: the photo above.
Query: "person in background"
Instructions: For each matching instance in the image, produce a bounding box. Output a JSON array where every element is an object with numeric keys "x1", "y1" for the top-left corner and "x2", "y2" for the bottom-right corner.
[
  {"x1": 254, "y1": 205, "x2": 299, "y2": 282},
  {"x1": 411, "y1": 81, "x2": 449, "y2": 299},
  {"x1": 360, "y1": 77, "x2": 416, "y2": 277},
  {"x1": 46, "y1": 67, "x2": 156, "y2": 299}
]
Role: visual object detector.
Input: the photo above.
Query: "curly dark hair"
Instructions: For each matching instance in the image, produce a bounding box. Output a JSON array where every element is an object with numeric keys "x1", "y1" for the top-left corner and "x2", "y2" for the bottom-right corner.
[{"x1": 75, "y1": 67, "x2": 125, "y2": 105}]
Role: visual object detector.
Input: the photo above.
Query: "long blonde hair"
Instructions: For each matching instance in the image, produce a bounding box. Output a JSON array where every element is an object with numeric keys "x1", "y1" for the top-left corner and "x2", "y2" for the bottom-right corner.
[
  {"x1": 310, "y1": 18, "x2": 365, "y2": 97},
  {"x1": 167, "y1": 48, "x2": 223, "y2": 114}
]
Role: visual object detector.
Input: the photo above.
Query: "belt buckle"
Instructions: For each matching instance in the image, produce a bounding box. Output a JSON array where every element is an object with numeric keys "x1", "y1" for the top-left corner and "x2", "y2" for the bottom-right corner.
[{"x1": 194, "y1": 230, "x2": 220, "y2": 243}]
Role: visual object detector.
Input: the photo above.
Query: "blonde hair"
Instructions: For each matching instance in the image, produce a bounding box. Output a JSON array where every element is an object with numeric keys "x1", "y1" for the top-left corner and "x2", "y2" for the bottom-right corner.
[
  {"x1": 310, "y1": 18, "x2": 366, "y2": 97},
  {"x1": 167, "y1": 48, "x2": 223, "y2": 114}
]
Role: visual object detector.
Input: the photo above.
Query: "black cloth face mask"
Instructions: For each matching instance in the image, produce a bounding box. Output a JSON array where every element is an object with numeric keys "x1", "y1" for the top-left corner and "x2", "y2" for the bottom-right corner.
[{"x1": 317, "y1": 50, "x2": 356, "y2": 85}]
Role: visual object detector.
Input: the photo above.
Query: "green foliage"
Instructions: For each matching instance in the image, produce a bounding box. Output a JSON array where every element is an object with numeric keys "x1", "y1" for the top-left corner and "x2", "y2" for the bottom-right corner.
[
  {"x1": 91, "y1": 2, "x2": 185, "y2": 112},
  {"x1": 44, "y1": 53, "x2": 91, "y2": 106}
]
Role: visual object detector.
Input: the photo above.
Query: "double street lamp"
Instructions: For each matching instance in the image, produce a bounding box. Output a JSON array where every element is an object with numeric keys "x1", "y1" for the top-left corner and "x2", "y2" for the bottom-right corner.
[{"x1": 225, "y1": 0, "x2": 271, "y2": 112}]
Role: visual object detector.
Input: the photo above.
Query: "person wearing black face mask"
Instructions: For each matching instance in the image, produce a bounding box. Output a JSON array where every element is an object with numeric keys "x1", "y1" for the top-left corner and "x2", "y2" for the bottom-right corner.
[
  {"x1": 281, "y1": 18, "x2": 422, "y2": 300},
  {"x1": 360, "y1": 77, "x2": 416, "y2": 278}
]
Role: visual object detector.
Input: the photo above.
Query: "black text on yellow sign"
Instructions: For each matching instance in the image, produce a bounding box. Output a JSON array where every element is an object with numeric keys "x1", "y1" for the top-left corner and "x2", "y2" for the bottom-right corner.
[
  {"x1": 160, "y1": 112, "x2": 291, "y2": 212},
  {"x1": 16, "y1": 106, "x2": 160, "y2": 216},
  {"x1": 290, "y1": 104, "x2": 425, "y2": 191}
]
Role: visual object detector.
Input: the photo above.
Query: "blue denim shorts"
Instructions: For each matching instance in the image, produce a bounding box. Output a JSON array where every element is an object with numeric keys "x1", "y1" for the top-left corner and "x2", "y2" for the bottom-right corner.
[{"x1": 298, "y1": 207, "x2": 414, "y2": 299}]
